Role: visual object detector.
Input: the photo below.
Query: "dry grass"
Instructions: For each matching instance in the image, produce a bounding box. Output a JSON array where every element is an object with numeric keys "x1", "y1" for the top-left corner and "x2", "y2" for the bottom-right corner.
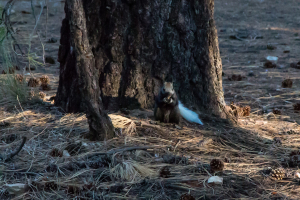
[{"x1": 1, "y1": 104, "x2": 300, "y2": 199}]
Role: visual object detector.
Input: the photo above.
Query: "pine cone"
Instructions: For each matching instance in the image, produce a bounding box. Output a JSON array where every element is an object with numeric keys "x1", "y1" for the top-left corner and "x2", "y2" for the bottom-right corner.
[
  {"x1": 44, "y1": 182, "x2": 58, "y2": 190},
  {"x1": 40, "y1": 75, "x2": 50, "y2": 84},
  {"x1": 39, "y1": 92, "x2": 46, "y2": 99},
  {"x1": 28, "y1": 77, "x2": 40, "y2": 87},
  {"x1": 270, "y1": 168, "x2": 286, "y2": 180},
  {"x1": 159, "y1": 166, "x2": 171, "y2": 178},
  {"x1": 49, "y1": 148, "x2": 63, "y2": 157},
  {"x1": 180, "y1": 193, "x2": 195, "y2": 200},
  {"x1": 210, "y1": 159, "x2": 224, "y2": 173},
  {"x1": 14, "y1": 74, "x2": 24, "y2": 83}
]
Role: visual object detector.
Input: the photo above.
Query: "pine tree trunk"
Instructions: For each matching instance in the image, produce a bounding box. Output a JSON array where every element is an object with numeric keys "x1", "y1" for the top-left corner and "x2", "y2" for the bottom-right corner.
[
  {"x1": 56, "y1": 0, "x2": 114, "y2": 140},
  {"x1": 56, "y1": 0, "x2": 227, "y2": 124}
]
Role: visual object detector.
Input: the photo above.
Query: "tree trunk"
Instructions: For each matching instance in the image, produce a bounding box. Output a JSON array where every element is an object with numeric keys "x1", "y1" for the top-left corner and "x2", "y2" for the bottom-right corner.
[
  {"x1": 56, "y1": 0, "x2": 114, "y2": 140},
  {"x1": 56, "y1": 0, "x2": 226, "y2": 121}
]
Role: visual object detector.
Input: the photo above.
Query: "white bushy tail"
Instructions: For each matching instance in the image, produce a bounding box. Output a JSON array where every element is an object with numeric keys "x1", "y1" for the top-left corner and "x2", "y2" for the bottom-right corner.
[{"x1": 178, "y1": 101, "x2": 203, "y2": 125}]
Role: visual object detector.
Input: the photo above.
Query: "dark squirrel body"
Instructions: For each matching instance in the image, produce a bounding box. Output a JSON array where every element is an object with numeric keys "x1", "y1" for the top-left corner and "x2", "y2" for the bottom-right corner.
[{"x1": 154, "y1": 82, "x2": 181, "y2": 124}]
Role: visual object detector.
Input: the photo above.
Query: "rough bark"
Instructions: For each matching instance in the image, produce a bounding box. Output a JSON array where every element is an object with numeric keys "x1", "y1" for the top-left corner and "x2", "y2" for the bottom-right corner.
[
  {"x1": 56, "y1": 0, "x2": 226, "y2": 119},
  {"x1": 57, "y1": 0, "x2": 114, "y2": 140}
]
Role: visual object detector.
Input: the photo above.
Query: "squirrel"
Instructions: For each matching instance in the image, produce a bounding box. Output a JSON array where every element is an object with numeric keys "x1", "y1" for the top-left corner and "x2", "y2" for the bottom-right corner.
[{"x1": 154, "y1": 81, "x2": 203, "y2": 125}]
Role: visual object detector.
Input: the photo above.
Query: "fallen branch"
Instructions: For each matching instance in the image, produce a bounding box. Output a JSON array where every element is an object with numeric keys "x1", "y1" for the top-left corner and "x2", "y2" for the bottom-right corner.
[
  {"x1": 4, "y1": 136, "x2": 27, "y2": 162},
  {"x1": 86, "y1": 145, "x2": 166, "y2": 158}
]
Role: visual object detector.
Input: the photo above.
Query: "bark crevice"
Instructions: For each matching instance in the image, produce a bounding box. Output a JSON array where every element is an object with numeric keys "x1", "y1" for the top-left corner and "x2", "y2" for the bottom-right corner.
[{"x1": 56, "y1": 0, "x2": 227, "y2": 119}]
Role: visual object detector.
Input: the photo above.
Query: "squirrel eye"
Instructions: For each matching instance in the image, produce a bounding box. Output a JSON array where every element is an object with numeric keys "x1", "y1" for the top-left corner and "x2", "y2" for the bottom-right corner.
[{"x1": 163, "y1": 89, "x2": 165, "y2": 92}]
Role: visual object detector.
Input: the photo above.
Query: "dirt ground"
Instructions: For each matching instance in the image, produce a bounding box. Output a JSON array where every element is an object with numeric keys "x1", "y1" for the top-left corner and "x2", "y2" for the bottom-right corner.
[{"x1": 1, "y1": 0, "x2": 300, "y2": 199}]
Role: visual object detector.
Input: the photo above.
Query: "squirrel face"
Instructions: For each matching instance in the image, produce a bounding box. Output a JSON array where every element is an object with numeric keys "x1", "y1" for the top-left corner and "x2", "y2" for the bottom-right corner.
[
  {"x1": 162, "y1": 82, "x2": 174, "y2": 96},
  {"x1": 161, "y1": 82, "x2": 175, "y2": 104}
]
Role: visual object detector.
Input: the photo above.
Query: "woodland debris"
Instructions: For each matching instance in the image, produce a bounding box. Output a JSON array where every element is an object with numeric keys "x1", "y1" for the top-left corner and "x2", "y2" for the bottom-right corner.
[
  {"x1": 272, "y1": 108, "x2": 281, "y2": 115},
  {"x1": 14, "y1": 74, "x2": 24, "y2": 83},
  {"x1": 41, "y1": 83, "x2": 52, "y2": 91},
  {"x1": 162, "y1": 154, "x2": 189, "y2": 164},
  {"x1": 63, "y1": 150, "x2": 71, "y2": 157},
  {"x1": 267, "y1": 44, "x2": 276, "y2": 50},
  {"x1": 160, "y1": 166, "x2": 171, "y2": 178},
  {"x1": 179, "y1": 193, "x2": 196, "y2": 200},
  {"x1": 21, "y1": 11, "x2": 31, "y2": 14},
  {"x1": 45, "y1": 56, "x2": 56, "y2": 64},
  {"x1": 266, "y1": 56, "x2": 278, "y2": 63},
  {"x1": 293, "y1": 103, "x2": 300, "y2": 111},
  {"x1": 230, "y1": 102, "x2": 251, "y2": 117},
  {"x1": 2, "y1": 67, "x2": 15, "y2": 74},
  {"x1": 109, "y1": 184, "x2": 125, "y2": 193},
  {"x1": 0, "y1": 121, "x2": 11, "y2": 127},
  {"x1": 29, "y1": 90, "x2": 35, "y2": 97},
  {"x1": 248, "y1": 71, "x2": 255, "y2": 76},
  {"x1": 46, "y1": 37, "x2": 58, "y2": 43},
  {"x1": 287, "y1": 129, "x2": 298, "y2": 134},
  {"x1": 210, "y1": 159, "x2": 224, "y2": 173},
  {"x1": 0, "y1": 136, "x2": 27, "y2": 162},
  {"x1": 197, "y1": 163, "x2": 211, "y2": 174},
  {"x1": 44, "y1": 182, "x2": 58, "y2": 191},
  {"x1": 39, "y1": 92, "x2": 46, "y2": 99},
  {"x1": 28, "y1": 77, "x2": 40, "y2": 87},
  {"x1": 282, "y1": 79, "x2": 293, "y2": 88},
  {"x1": 207, "y1": 176, "x2": 223, "y2": 185},
  {"x1": 264, "y1": 60, "x2": 277, "y2": 68},
  {"x1": 270, "y1": 168, "x2": 286, "y2": 180},
  {"x1": 273, "y1": 137, "x2": 282, "y2": 145},
  {"x1": 45, "y1": 164, "x2": 59, "y2": 173},
  {"x1": 5, "y1": 183, "x2": 29, "y2": 195},
  {"x1": 49, "y1": 148, "x2": 63, "y2": 157},
  {"x1": 290, "y1": 61, "x2": 300, "y2": 69},
  {"x1": 282, "y1": 150, "x2": 300, "y2": 167},
  {"x1": 228, "y1": 74, "x2": 244, "y2": 81},
  {"x1": 40, "y1": 75, "x2": 50, "y2": 84},
  {"x1": 25, "y1": 65, "x2": 36, "y2": 71},
  {"x1": 65, "y1": 142, "x2": 86, "y2": 156}
]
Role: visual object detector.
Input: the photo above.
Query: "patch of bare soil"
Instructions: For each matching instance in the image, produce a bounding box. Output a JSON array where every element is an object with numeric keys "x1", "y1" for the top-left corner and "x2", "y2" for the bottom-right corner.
[{"x1": 1, "y1": 0, "x2": 300, "y2": 199}]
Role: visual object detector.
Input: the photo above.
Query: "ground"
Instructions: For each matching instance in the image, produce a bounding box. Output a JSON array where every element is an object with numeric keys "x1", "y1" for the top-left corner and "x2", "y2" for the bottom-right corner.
[{"x1": 1, "y1": 0, "x2": 300, "y2": 199}]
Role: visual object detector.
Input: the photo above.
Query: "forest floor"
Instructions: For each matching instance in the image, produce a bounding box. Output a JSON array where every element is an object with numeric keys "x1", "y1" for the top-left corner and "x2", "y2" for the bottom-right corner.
[{"x1": 1, "y1": 0, "x2": 300, "y2": 199}]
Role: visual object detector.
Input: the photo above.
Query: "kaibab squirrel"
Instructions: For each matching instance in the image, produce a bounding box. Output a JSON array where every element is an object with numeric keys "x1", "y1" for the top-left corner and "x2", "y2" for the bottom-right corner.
[{"x1": 154, "y1": 81, "x2": 203, "y2": 125}]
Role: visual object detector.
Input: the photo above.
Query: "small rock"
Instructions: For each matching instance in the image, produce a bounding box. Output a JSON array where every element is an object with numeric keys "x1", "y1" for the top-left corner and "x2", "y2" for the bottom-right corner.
[
  {"x1": 266, "y1": 56, "x2": 278, "y2": 63},
  {"x1": 63, "y1": 150, "x2": 71, "y2": 157},
  {"x1": 207, "y1": 176, "x2": 223, "y2": 185},
  {"x1": 45, "y1": 56, "x2": 55, "y2": 64}
]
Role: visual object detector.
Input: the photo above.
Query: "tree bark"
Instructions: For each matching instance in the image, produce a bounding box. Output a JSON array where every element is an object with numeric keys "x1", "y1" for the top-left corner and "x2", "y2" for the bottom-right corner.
[
  {"x1": 56, "y1": 0, "x2": 114, "y2": 140},
  {"x1": 56, "y1": 0, "x2": 226, "y2": 121}
]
